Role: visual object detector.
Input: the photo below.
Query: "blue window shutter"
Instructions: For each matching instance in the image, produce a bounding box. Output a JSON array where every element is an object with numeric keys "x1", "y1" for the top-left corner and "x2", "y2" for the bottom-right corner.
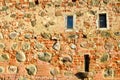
[{"x1": 67, "y1": 16, "x2": 73, "y2": 29}]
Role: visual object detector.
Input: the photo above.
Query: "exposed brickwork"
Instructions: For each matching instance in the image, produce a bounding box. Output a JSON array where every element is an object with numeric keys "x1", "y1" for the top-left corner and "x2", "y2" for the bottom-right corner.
[{"x1": 0, "y1": 0, "x2": 120, "y2": 80}]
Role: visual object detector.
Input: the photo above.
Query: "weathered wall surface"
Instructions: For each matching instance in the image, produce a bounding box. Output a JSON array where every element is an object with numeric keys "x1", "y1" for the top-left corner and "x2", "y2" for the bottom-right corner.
[{"x1": 0, "y1": 0, "x2": 120, "y2": 80}]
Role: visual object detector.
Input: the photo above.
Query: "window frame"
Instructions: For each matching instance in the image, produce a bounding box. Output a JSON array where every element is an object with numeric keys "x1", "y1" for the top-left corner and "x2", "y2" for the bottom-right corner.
[
  {"x1": 97, "y1": 12, "x2": 109, "y2": 30},
  {"x1": 65, "y1": 14, "x2": 76, "y2": 31}
]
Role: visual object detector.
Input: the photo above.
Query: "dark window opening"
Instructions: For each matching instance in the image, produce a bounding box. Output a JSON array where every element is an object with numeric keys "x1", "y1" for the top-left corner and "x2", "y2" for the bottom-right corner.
[
  {"x1": 72, "y1": 0, "x2": 76, "y2": 2},
  {"x1": 67, "y1": 16, "x2": 73, "y2": 29},
  {"x1": 84, "y1": 54, "x2": 90, "y2": 72},
  {"x1": 99, "y1": 14, "x2": 107, "y2": 28},
  {"x1": 35, "y1": 0, "x2": 39, "y2": 5}
]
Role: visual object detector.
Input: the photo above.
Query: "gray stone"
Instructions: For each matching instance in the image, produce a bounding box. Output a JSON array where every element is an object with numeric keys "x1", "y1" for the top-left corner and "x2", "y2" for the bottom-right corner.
[
  {"x1": 26, "y1": 64, "x2": 37, "y2": 75},
  {"x1": 104, "y1": 68, "x2": 114, "y2": 77},
  {"x1": 22, "y1": 42, "x2": 30, "y2": 51},
  {"x1": 0, "y1": 54, "x2": 9, "y2": 62},
  {"x1": 70, "y1": 43, "x2": 76, "y2": 49},
  {"x1": 38, "y1": 52, "x2": 52, "y2": 62},
  {"x1": 16, "y1": 51, "x2": 26, "y2": 62},
  {"x1": 0, "y1": 43, "x2": 5, "y2": 49},
  {"x1": 35, "y1": 43, "x2": 45, "y2": 50},
  {"x1": 0, "y1": 66, "x2": 4, "y2": 73},
  {"x1": 8, "y1": 66, "x2": 18, "y2": 74},
  {"x1": 9, "y1": 32, "x2": 18, "y2": 39},
  {"x1": 104, "y1": 42, "x2": 114, "y2": 50},
  {"x1": 53, "y1": 41, "x2": 60, "y2": 51},
  {"x1": 100, "y1": 53, "x2": 109, "y2": 62},
  {"x1": 0, "y1": 33, "x2": 3, "y2": 40},
  {"x1": 24, "y1": 33, "x2": 32, "y2": 39}
]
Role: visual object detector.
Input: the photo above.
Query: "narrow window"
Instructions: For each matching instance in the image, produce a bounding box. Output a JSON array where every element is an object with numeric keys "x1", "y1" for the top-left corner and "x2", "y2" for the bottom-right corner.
[
  {"x1": 35, "y1": 0, "x2": 39, "y2": 5},
  {"x1": 99, "y1": 13, "x2": 107, "y2": 28},
  {"x1": 67, "y1": 16, "x2": 73, "y2": 29},
  {"x1": 84, "y1": 54, "x2": 90, "y2": 72}
]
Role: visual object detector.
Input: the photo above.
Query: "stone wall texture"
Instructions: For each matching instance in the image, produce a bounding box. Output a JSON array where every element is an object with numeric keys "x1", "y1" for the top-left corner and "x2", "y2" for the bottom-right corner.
[{"x1": 0, "y1": 0, "x2": 120, "y2": 80}]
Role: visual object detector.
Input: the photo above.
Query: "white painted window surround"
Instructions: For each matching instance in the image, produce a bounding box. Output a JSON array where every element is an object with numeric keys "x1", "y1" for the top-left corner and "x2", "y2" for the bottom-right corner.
[
  {"x1": 65, "y1": 14, "x2": 76, "y2": 31},
  {"x1": 96, "y1": 12, "x2": 109, "y2": 30}
]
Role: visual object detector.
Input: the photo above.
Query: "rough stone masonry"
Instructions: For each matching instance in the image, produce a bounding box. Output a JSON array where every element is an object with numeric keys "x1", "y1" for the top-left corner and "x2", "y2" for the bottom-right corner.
[{"x1": 0, "y1": 0, "x2": 120, "y2": 80}]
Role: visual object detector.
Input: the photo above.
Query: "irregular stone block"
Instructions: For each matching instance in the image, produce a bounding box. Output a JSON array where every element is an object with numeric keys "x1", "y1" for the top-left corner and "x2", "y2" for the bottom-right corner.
[
  {"x1": 24, "y1": 33, "x2": 32, "y2": 39},
  {"x1": 16, "y1": 51, "x2": 26, "y2": 62},
  {"x1": 35, "y1": 43, "x2": 45, "y2": 50},
  {"x1": 26, "y1": 64, "x2": 37, "y2": 75},
  {"x1": 70, "y1": 43, "x2": 76, "y2": 49},
  {"x1": 103, "y1": 0, "x2": 109, "y2": 4},
  {"x1": 60, "y1": 55, "x2": 73, "y2": 63},
  {"x1": 11, "y1": 43, "x2": 18, "y2": 50},
  {"x1": 10, "y1": 14, "x2": 16, "y2": 18},
  {"x1": 100, "y1": 53, "x2": 109, "y2": 62},
  {"x1": 50, "y1": 68, "x2": 59, "y2": 76},
  {"x1": 101, "y1": 31, "x2": 111, "y2": 38},
  {"x1": 53, "y1": 41, "x2": 60, "y2": 51},
  {"x1": 0, "y1": 33, "x2": 3, "y2": 40},
  {"x1": 80, "y1": 41, "x2": 88, "y2": 48},
  {"x1": 0, "y1": 66, "x2": 4, "y2": 73},
  {"x1": 41, "y1": 32, "x2": 51, "y2": 39},
  {"x1": 18, "y1": 76, "x2": 29, "y2": 80},
  {"x1": 22, "y1": 42, "x2": 30, "y2": 51},
  {"x1": 104, "y1": 42, "x2": 114, "y2": 50},
  {"x1": 38, "y1": 52, "x2": 52, "y2": 62},
  {"x1": 9, "y1": 32, "x2": 18, "y2": 39},
  {"x1": 114, "y1": 32, "x2": 120, "y2": 36},
  {"x1": 104, "y1": 68, "x2": 114, "y2": 77},
  {"x1": 8, "y1": 66, "x2": 18, "y2": 74},
  {"x1": 0, "y1": 43, "x2": 5, "y2": 49},
  {"x1": 91, "y1": 0, "x2": 100, "y2": 6},
  {"x1": 0, "y1": 54, "x2": 9, "y2": 62},
  {"x1": 31, "y1": 20, "x2": 36, "y2": 27}
]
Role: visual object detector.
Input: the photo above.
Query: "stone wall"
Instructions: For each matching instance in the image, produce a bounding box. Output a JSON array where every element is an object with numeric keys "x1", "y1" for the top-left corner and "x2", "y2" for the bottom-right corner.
[{"x1": 0, "y1": 0, "x2": 120, "y2": 80}]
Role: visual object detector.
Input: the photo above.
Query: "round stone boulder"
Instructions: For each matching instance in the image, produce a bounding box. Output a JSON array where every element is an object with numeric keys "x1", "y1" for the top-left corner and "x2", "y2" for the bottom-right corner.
[
  {"x1": 0, "y1": 66, "x2": 4, "y2": 73},
  {"x1": 9, "y1": 32, "x2": 18, "y2": 39},
  {"x1": 38, "y1": 52, "x2": 52, "y2": 62},
  {"x1": 0, "y1": 43, "x2": 5, "y2": 49},
  {"x1": 0, "y1": 54, "x2": 9, "y2": 62},
  {"x1": 26, "y1": 64, "x2": 37, "y2": 75},
  {"x1": 8, "y1": 65, "x2": 18, "y2": 74},
  {"x1": 16, "y1": 51, "x2": 26, "y2": 62}
]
